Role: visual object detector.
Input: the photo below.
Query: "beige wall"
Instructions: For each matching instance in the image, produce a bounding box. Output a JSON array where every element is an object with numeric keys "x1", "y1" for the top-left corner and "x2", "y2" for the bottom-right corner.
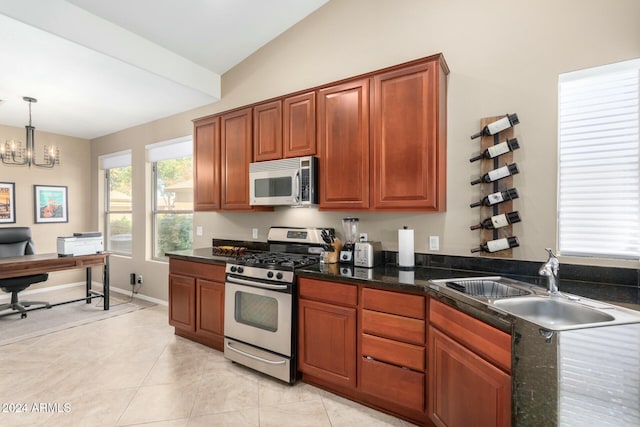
[
  {"x1": 88, "y1": 0, "x2": 640, "y2": 301},
  {"x1": 0, "y1": 124, "x2": 91, "y2": 289}
]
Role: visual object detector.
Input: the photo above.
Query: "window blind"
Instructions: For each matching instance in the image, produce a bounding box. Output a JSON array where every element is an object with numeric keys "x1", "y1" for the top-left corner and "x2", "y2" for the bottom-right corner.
[
  {"x1": 147, "y1": 136, "x2": 192, "y2": 162},
  {"x1": 558, "y1": 59, "x2": 640, "y2": 259},
  {"x1": 100, "y1": 150, "x2": 131, "y2": 170}
]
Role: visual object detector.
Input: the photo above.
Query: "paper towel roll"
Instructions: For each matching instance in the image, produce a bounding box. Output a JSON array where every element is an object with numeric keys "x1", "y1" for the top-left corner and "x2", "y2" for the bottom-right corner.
[{"x1": 398, "y1": 227, "x2": 414, "y2": 267}]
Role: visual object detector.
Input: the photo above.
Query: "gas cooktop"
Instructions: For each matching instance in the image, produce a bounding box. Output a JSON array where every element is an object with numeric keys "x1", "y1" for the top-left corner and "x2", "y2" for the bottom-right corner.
[{"x1": 233, "y1": 252, "x2": 320, "y2": 270}]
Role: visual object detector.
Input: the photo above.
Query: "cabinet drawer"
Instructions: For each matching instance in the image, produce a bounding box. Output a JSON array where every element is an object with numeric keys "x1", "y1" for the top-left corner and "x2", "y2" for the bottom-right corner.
[
  {"x1": 362, "y1": 287, "x2": 425, "y2": 319},
  {"x1": 360, "y1": 357, "x2": 425, "y2": 412},
  {"x1": 361, "y1": 333, "x2": 424, "y2": 371},
  {"x1": 169, "y1": 259, "x2": 225, "y2": 282},
  {"x1": 299, "y1": 277, "x2": 357, "y2": 307},
  {"x1": 430, "y1": 298, "x2": 511, "y2": 373},
  {"x1": 362, "y1": 309, "x2": 425, "y2": 345}
]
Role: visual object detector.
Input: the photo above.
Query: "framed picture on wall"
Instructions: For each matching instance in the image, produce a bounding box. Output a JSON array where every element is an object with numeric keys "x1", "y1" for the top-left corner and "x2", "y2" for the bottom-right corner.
[
  {"x1": 0, "y1": 182, "x2": 16, "y2": 224},
  {"x1": 34, "y1": 185, "x2": 68, "y2": 223}
]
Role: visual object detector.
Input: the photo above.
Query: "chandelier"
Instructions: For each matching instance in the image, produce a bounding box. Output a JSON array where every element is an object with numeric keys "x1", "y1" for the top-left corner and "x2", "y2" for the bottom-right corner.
[{"x1": 1, "y1": 97, "x2": 59, "y2": 168}]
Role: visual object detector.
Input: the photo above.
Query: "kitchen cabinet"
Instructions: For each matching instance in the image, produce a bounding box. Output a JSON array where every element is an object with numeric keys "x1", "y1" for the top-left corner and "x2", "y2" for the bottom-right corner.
[
  {"x1": 318, "y1": 78, "x2": 370, "y2": 210},
  {"x1": 253, "y1": 100, "x2": 283, "y2": 162},
  {"x1": 298, "y1": 277, "x2": 358, "y2": 389},
  {"x1": 283, "y1": 91, "x2": 316, "y2": 158},
  {"x1": 193, "y1": 116, "x2": 220, "y2": 211},
  {"x1": 428, "y1": 298, "x2": 511, "y2": 427},
  {"x1": 221, "y1": 107, "x2": 255, "y2": 210},
  {"x1": 371, "y1": 58, "x2": 447, "y2": 211},
  {"x1": 360, "y1": 288, "x2": 427, "y2": 420},
  {"x1": 168, "y1": 258, "x2": 225, "y2": 350}
]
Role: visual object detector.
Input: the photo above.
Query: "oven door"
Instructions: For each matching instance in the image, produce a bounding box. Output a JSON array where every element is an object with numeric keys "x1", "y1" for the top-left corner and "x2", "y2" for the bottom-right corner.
[{"x1": 224, "y1": 276, "x2": 292, "y2": 357}]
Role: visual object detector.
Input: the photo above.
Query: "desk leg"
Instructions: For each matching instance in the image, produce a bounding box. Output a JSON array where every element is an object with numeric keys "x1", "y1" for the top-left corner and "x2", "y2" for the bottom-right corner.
[
  {"x1": 86, "y1": 267, "x2": 92, "y2": 304},
  {"x1": 103, "y1": 256, "x2": 110, "y2": 310}
]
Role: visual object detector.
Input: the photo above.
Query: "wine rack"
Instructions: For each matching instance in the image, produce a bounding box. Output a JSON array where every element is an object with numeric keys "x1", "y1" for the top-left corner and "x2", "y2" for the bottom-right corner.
[{"x1": 472, "y1": 115, "x2": 519, "y2": 257}]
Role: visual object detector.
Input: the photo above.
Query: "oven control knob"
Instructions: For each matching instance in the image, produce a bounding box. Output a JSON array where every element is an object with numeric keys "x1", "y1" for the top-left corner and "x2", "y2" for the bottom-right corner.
[
  {"x1": 267, "y1": 271, "x2": 274, "y2": 278},
  {"x1": 237, "y1": 267, "x2": 244, "y2": 274},
  {"x1": 230, "y1": 266, "x2": 237, "y2": 273},
  {"x1": 276, "y1": 272, "x2": 283, "y2": 280}
]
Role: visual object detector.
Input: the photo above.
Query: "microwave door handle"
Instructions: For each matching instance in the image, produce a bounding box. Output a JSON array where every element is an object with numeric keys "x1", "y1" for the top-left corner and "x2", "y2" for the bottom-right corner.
[{"x1": 294, "y1": 170, "x2": 301, "y2": 204}]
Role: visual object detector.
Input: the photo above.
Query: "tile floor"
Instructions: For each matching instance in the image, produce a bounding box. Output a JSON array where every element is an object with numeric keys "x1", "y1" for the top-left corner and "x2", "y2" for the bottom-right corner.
[{"x1": 0, "y1": 302, "x2": 414, "y2": 426}]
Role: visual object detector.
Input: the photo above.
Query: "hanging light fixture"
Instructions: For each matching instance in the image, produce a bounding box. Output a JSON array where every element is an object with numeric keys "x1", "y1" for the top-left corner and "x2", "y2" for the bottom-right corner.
[{"x1": 1, "y1": 97, "x2": 59, "y2": 168}]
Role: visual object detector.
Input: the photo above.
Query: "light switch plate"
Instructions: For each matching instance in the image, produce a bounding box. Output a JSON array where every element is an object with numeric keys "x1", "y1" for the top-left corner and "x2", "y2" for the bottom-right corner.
[
  {"x1": 196, "y1": 226, "x2": 203, "y2": 236},
  {"x1": 429, "y1": 235, "x2": 440, "y2": 251}
]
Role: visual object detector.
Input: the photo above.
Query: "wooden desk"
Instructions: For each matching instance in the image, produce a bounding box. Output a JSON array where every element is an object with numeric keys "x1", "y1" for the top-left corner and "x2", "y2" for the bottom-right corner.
[{"x1": 0, "y1": 253, "x2": 110, "y2": 312}]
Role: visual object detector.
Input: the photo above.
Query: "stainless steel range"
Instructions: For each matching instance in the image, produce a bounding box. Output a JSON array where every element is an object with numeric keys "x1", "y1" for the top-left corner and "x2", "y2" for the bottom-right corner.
[{"x1": 223, "y1": 226, "x2": 327, "y2": 383}]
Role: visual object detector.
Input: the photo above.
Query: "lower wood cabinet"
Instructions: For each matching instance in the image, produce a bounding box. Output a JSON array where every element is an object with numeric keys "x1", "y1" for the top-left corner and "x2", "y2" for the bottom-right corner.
[
  {"x1": 298, "y1": 278, "x2": 357, "y2": 389},
  {"x1": 168, "y1": 258, "x2": 225, "y2": 350},
  {"x1": 428, "y1": 299, "x2": 511, "y2": 427}
]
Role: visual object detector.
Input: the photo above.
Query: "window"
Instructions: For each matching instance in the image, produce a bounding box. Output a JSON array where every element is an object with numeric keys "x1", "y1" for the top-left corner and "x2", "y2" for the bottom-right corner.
[
  {"x1": 101, "y1": 151, "x2": 132, "y2": 255},
  {"x1": 149, "y1": 137, "x2": 193, "y2": 260},
  {"x1": 558, "y1": 59, "x2": 640, "y2": 259}
]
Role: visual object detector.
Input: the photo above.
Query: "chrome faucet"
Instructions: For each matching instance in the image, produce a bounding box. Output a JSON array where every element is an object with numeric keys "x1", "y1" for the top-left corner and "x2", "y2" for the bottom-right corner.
[{"x1": 539, "y1": 248, "x2": 560, "y2": 295}]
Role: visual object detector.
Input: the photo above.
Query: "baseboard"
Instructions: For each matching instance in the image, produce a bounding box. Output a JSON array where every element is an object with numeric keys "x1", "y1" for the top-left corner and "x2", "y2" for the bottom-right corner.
[{"x1": 1, "y1": 281, "x2": 168, "y2": 306}]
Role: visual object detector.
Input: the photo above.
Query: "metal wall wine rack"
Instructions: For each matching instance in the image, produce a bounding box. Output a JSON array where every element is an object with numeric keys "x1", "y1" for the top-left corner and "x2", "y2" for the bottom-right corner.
[{"x1": 471, "y1": 115, "x2": 520, "y2": 257}]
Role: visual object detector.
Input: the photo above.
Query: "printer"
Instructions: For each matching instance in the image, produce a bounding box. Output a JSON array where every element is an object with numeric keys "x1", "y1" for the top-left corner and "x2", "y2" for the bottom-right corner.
[{"x1": 57, "y1": 232, "x2": 104, "y2": 256}]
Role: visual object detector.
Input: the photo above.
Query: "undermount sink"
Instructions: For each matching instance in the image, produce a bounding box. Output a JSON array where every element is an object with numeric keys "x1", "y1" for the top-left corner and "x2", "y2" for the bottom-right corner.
[
  {"x1": 444, "y1": 277, "x2": 531, "y2": 299},
  {"x1": 493, "y1": 296, "x2": 615, "y2": 330}
]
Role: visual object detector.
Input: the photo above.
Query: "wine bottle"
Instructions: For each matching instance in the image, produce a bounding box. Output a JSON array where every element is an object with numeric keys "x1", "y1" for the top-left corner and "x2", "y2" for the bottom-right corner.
[
  {"x1": 470, "y1": 211, "x2": 521, "y2": 230},
  {"x1": 469, "y1": 138, "x2": 520, "y2": 162},
  {"x1": 471, "y1": 163, "x2": 519, "y2": 185},
  {"x1": 471, "y1": 236, "x2": 520, "y2": 253},
  {"x1": 470, "y1": 114, "x2": 520, "y2": 139},
  {"x1": 470, "y1": 188, "x2": 519, "y2": 208}
]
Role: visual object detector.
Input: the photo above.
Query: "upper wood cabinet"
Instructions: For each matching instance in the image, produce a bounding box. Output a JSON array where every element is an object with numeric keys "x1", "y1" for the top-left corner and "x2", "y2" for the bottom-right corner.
[
  {"x1": 253, "y1": 100, "x2": 283, "y2": 162},
  {"x1": 371, "y1": 58, "x2": 447, "y2": 211},
  {"x1": 318, "y1": 79, "x2": 370, "y2": 210},
  {"x1": 221, "y1": 107, "x2": 254, "y2": 210},
  {"x1": 284, "y1": 91, "x2": 316, "y2": 158},
  {"x1": 193, "y1": 116, "x2": 220, "y2": 211}
]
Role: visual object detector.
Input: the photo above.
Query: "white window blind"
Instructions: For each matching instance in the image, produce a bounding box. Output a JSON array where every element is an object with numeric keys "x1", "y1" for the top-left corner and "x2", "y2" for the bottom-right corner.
[
  {"x1": 147, "y1": 136, "x2": 192, "y2": 162},
  {"x1": 100, "y1": 150, "x2": 131, "y2": 169},
  {"x1": 558, "y1": 59, "x2": 640, "y2": 259}
]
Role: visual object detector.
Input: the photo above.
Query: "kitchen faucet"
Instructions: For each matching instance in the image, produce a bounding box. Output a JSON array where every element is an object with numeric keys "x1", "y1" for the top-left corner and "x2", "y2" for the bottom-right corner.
[{"x1": 539, "y1": 248, "x2": 559, "y2": 295}]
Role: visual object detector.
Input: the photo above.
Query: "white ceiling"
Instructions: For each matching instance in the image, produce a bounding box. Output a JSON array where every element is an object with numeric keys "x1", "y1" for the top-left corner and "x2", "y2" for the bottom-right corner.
[{"x1": 0, "y1": 0, "x2": 328, "y2": 139}]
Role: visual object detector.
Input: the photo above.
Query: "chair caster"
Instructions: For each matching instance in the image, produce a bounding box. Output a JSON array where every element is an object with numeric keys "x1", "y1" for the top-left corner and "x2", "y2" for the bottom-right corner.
[{"x1": 21, "y1": 313, "x2": 27, "y2": 319}]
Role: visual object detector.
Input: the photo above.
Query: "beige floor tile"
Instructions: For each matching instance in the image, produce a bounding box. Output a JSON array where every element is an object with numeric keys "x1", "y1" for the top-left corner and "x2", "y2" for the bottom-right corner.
[
  {"x1": 1, "y1": 291, "x2": 408, "y2": 427},
  {"x1": 260, "y1": 399, "x2": 331, "y2": 427},
  {"x1": 187, "y1": 408, "x2": 259, "y2": 427},
  {"x1": 117, "y1": 383, "x2": 199, "y2": 426}
]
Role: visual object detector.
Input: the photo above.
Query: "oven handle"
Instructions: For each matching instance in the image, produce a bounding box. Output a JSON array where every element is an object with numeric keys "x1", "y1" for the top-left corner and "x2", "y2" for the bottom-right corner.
[
  {"x1": 226, "y1": 275, "x2": 289, "y2": 290},
  {"x1": 226, "y1": 341, "x2": 287, "y2": 366}
]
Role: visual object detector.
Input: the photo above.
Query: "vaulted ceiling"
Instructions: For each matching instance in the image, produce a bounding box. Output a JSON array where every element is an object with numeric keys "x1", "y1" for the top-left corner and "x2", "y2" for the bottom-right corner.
[{"x1": 0, "y1": 0, "x2": 328, "y2": 139}]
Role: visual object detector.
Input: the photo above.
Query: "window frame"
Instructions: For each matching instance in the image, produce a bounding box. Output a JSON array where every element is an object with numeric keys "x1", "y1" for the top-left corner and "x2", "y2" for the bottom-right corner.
[{"x1": 104, "y1": 164, "x2": 133, "y2": 256}]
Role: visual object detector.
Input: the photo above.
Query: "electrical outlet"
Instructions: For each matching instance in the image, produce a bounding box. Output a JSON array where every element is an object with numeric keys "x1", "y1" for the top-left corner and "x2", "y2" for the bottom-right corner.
[
  {"x1": 359, "y1": 233, "x2": 368, "y2": 242},
  {"x1": 252, "y1": 228, "x2": 259, "y2": 239},
  {"x1": 137, "y1": 275, "x2": 143, "y2": 284},
  {"x1": 196, "y1": 226, "x2": 203, "y2": 236},
  {"x1": 429, "y1": 235, "x2": 440, "y2": 251}
]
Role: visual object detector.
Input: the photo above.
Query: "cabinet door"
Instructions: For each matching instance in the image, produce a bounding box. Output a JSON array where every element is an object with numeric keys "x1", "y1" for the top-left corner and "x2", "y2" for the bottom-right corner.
[
  {"x1": 318, "y1": 79, "x2": 370, "y2": 209},
  {"x1": 253, "y1": 100, "x2": 283, "y2": 162},
  {"x1": 193, "y1": 116, "x2": 220, "y2": 211},
  {"x1": 298, "y1": 298, "x2": 357, "y2": 388},
  {"x1": 284, "y1": 92, "x2": 316, "y2": 158},
  {"x1": 371, "y1": 60, "x2": 446, "y2": 211},
  {"x1": 429, "y1": 327, "x2": 511, "y2": 427},
  {"x1": 221, "y1": 107, "x2": 253, "y2": 210},
  {"x1": 168, "y1": 273, "x2": 196, "y2": 332},
  {"x1": 196, "y1": 279, "x2": 224, "y2": 340}
]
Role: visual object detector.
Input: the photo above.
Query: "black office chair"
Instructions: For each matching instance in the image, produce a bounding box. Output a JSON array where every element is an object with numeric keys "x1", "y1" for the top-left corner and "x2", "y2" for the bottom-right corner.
[{"x1": 0, "y1": 227, "x2": 50, "y2": 319}]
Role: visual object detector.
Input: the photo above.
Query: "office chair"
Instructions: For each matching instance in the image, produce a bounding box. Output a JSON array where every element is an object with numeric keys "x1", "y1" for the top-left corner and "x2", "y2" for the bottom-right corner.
[{"x1": 0, "y1": 227, "x2": 50, "y2": 319}]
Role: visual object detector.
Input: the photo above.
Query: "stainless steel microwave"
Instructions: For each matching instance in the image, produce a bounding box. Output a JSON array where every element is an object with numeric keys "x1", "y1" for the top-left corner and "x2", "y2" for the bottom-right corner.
[{"x1": 249, "y1": 156, "x2": 318, "y2": 206}]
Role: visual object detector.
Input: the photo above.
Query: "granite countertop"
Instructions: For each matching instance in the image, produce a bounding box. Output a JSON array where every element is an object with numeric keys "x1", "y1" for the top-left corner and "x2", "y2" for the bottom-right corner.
[{"x1": 167, "y1": 248, "x2": 640, "y2": 313}]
